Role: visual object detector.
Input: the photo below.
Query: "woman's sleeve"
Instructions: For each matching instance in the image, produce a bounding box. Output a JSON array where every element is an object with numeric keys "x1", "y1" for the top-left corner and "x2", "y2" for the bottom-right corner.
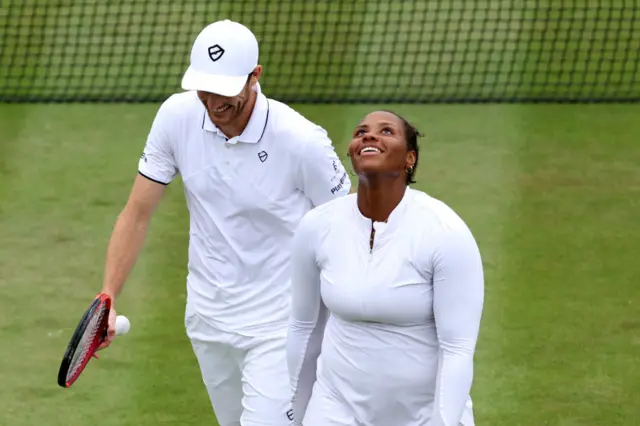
[
  {"x1": 429, "y1": 227, "x2": 485, "y2": 426},
  {"x1": 286, "y1": 213, "x2": 330, "y2": 425}
]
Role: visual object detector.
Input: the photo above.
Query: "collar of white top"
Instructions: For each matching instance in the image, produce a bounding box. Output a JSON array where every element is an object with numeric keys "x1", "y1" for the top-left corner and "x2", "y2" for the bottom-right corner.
[
  {"x1": 353, "y1": 186, "x2": 412, "y2": 236},
  {"x1": 202, "y1": 82, "x2": 269, "y2": 144}
]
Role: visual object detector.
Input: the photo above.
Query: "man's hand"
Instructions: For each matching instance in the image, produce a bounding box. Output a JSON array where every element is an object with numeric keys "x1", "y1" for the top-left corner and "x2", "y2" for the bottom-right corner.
[{"x1": 94, "y1": 307, "x2": 117, "y2": 358}]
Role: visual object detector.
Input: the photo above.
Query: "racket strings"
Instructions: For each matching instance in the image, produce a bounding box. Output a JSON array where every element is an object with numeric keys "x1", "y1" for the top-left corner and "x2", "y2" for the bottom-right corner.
[{"x1": 67, "y1": 306, "x2": 107, "y2": 381}]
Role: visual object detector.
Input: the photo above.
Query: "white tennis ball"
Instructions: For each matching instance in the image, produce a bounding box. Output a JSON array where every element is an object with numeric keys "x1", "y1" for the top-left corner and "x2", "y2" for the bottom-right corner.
[{"x1": 115, "y1": 315, "x2": 131, "y2": 336}]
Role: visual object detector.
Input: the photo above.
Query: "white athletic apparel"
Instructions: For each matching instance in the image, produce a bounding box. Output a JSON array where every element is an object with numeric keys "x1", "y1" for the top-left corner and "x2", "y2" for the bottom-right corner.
[
  {"x1": 287, "y1": 188, "x2": 484, "y2": 426},
  {"x1": 138, "y1": 84, "x2": 351, "y2": 337},
  {"x1": 302, "y1": 383, "x2": 475, "y2": 426},
  {"x1": 187, "y1": 302, "x2": 294, "y2": 426}
]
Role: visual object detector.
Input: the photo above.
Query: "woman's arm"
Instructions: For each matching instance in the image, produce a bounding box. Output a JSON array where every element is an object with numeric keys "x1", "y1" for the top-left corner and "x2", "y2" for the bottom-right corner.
[
  {"x1": 286, "y1": 213, "x2": 329, "y2": 425},
  {"x1": 430, "y1": 227, "x2": 485, "y2": 425}
]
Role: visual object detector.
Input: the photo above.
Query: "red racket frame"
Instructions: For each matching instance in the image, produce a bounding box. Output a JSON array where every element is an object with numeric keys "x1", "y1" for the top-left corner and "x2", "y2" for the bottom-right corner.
[{"x1": 57, "y1": 293, "x2": 112, "y2": 388}]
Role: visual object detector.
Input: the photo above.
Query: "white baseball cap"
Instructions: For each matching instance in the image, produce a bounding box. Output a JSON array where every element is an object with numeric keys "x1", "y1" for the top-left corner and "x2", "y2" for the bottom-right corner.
[{"x1": 181, "y1": 20, "x2": 259, "y2": 97}]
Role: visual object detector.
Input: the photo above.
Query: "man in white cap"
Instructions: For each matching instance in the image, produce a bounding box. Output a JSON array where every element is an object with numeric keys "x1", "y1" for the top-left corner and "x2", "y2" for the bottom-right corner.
[{"x1": 96, "y1": 19, "x2": 351, "y2": 426}]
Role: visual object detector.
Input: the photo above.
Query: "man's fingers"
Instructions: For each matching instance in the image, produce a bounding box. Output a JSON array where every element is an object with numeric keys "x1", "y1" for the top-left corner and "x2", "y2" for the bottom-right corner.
[
  {"x1": 96, "y1": 308, "x2": 117, "y2": 352},
  {"x1": 96, "y1": 327, "x2": 116, "y2": 351},
  {"x1": 96, "y1": 340, "x2": 111, "y2": 351}
]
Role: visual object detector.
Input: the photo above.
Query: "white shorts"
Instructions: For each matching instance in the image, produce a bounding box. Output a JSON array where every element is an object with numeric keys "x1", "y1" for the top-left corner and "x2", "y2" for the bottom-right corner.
[
  {"x1": 186, "y1": 311, "x2": 293, "y2": 426},
  {"x1": 302, "y1": 381, "x2": 354, "y2": 426},
  {"x1": 303, "y1": 380, "x2": 476, "y2": 426}
]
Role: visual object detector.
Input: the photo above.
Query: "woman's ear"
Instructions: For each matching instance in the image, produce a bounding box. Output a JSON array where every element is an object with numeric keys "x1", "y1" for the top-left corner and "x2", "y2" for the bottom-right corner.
[{"x1": 406, "y1": 150, "x2": 417, "y2": 169}]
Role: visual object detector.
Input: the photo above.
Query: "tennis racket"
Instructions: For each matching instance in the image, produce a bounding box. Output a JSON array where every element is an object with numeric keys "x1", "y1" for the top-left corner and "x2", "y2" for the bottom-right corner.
[{"x1": 57, "y1": 292, "x2": 112, "y2": 388}]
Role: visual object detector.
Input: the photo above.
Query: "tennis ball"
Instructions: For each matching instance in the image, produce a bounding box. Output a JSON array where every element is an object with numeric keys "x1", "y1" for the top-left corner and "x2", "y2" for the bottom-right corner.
[{"x1": 115, "y1": 315, "x2": 131, "y2": 336}]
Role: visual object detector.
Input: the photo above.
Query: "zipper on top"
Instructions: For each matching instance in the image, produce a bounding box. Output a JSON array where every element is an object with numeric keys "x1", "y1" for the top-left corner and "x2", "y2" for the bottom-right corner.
[
  {"x1": 369, "y1": 218, "x2": 388, "y2": 255},
  {"x1": 369, "y1": 223, "x2": 375, "y2": 254},
  {"x1": 369, "y1": 220, "x2": 378, "y2": 255}
]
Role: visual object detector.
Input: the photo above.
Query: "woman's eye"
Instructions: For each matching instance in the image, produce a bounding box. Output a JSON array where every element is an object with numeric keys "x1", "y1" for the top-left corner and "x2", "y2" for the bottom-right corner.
[{"x1": 382, "y1": 127, "x2": 393, "y2": 135}]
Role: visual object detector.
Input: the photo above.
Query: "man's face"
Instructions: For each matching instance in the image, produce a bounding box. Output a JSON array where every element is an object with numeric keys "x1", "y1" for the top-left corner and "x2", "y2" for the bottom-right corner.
[{"x1": 197, "y1": 66, "x2": 262, "y2": 127}]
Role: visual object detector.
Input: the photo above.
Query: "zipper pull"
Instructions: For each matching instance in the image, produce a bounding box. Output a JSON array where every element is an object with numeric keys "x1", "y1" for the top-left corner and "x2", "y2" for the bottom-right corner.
[{"x1": 369, "y1": 222, "x2": 375, "y2": 254}]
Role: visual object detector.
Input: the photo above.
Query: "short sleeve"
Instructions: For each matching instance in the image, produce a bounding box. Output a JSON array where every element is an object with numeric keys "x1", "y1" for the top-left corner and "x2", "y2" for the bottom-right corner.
[
  {"x1": 297, "y1": 127, "x2": 351, "y2": 206},
  {"x1": 138, "y1": 98, "x2": 179, "y2": 185}
]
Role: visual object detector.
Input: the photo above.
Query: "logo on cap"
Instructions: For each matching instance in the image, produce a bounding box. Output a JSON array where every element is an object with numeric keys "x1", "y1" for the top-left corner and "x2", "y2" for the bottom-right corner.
[{"x1": 208, "y1": 44, "x2": 225, "y2": 62}]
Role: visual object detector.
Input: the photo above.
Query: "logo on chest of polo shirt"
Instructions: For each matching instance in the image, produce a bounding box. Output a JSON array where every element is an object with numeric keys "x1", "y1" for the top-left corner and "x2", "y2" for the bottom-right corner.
[
  {"x1": 258, "y1": 151, "x2": 268, "y2": 162},
  {"x1": 208, "y1": 44, "x2": 225, "y2": 62}
]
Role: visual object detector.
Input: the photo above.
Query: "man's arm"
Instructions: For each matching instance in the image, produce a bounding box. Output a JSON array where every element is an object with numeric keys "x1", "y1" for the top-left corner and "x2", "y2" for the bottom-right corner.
[
  {"x1": 297, "y1": 127, "x2": 352, "y2": 206},
  {"x1": 101, "y1": 175, "x2": 166, "y2": 300},
  {"x1": 96, "y1": 175, "x2": 166, "y2": 351},
  {"x1": 99, "y1": 96, "x2": 179, "y2": 350}
]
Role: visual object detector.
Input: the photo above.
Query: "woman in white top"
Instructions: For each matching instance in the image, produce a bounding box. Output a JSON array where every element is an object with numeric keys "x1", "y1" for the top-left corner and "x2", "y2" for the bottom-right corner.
[{"x1": 286, "y1": 110, "x2": 484, "y2": 426}]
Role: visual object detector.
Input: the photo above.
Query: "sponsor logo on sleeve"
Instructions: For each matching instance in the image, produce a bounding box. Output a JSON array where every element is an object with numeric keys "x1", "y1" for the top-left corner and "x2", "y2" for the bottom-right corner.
[
  {"x1": 330, "y1": 160, "x2": 345, "y2": 181},
  {"x1": 330, "y1": 172, "x2": 348, "y2": 194}
]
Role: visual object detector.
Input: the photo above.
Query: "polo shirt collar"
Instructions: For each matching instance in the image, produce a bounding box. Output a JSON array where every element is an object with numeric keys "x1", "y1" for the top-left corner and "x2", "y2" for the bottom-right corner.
[{"x1": 202, "y1": 82, "x2": 269, "y2": 144}]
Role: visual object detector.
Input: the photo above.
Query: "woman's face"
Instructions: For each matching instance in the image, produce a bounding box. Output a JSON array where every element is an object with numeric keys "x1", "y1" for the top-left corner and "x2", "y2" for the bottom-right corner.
[{"x1": 348, "y1": 111, "x2": 415, "y2": 180}]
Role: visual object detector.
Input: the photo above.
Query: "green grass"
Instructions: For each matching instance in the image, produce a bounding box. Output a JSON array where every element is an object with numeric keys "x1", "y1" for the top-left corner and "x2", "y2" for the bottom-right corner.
[{"x1": 0, "y1": 102, "x2": 639, "y2": 425}]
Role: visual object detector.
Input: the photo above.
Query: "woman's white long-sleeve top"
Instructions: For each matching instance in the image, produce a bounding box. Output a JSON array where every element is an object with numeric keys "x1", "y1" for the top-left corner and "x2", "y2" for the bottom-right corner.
[{"x1": 287, "y1": 188, "x2": 484, "y2": 426}]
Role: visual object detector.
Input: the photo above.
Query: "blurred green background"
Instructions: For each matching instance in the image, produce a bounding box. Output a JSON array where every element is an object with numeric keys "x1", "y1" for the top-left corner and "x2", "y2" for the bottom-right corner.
[{"x1": 1, "y1": 1, "x2": 639, "y2": 426}]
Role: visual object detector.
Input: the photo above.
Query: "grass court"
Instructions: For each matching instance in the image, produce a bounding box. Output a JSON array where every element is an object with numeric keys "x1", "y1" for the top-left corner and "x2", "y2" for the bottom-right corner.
[{"x1": 1, "y1": 102, "x2": 639, "y2": 425}]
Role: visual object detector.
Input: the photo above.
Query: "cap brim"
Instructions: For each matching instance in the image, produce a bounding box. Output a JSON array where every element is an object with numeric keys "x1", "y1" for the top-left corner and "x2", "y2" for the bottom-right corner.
[{"x1": 181, "y1": 67, "x2": 247, "y2": 97}]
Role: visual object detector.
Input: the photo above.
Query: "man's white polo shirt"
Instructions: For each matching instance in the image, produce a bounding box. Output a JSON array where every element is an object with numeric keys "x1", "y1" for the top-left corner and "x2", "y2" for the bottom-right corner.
[{"x1": 138, "y1": 85, "x2": 351, "y2": 336}]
